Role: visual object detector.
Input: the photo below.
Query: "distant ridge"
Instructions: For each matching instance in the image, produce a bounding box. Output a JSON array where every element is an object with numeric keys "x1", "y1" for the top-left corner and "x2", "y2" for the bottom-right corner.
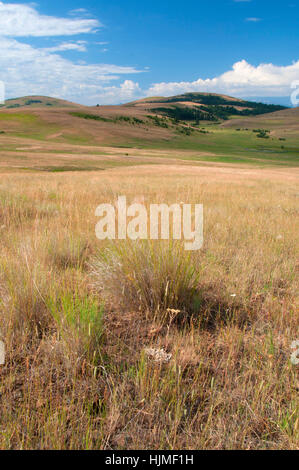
[
  {"x1": 128, "y1": 92, "x2": 243, "y2": 105},
  {"x1": 127, "y1": 92, "x2": 288, "y2": 121},
  {"x1": 0, "y1": 95, "x2": 82, "y2": 109}
]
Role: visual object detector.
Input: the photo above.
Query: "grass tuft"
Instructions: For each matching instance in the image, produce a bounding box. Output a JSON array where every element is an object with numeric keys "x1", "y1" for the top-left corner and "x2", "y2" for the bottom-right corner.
[{"x1": 91, "y1": 240, "x2": 203, "y2": 318}]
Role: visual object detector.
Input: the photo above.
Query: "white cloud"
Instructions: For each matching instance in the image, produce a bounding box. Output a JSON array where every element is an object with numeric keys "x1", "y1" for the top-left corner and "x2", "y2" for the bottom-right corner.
[
  {"x1": 88, "y1": 80, "x2": 142, "y2": 105},
  {"x1": 0, "y1": 37, "x2": 141, "y2": 104},
  {"x1": 42, "y1": 41, "x2": 88, "y2": 53},
  {"x1": 69, "y1": 8, "x2": 89, "y2": 15},
  {"x1": 0, "y1": 3, "x2": 296, "y2": 105},
  {"x1": 246, "y1": 17, "x2": 262, "y2": 22},
  {"x1": 0, "y1": 3, "x2": 143, "y2": 104},
  {"x1": 0, "y1": 2, "x2": 100, "y2": 36},
  {"x1": 146, "y1": 60, "x2": 299, "y2": 99}
]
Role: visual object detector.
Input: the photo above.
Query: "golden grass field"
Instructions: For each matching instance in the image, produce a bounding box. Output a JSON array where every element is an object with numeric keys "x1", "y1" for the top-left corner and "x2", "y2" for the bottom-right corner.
[{"x1": 0, "y1": 156, "x2": 298, "y2": 449}]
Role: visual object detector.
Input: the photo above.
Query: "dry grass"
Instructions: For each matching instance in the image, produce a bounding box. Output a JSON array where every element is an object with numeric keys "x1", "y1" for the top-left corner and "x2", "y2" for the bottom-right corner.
[
  {"x1": 0, "y1": 164, "x2": 298, "y2": 450},
  {"x1": 90, "y1": 240, "x2": 201, "y2": 316}
]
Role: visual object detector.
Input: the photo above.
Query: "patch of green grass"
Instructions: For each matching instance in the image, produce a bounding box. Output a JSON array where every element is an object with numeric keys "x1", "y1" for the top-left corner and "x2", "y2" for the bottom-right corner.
[
  {"x1": 32, "y1": 166, "x2": 105, "y2": 173},
  {"x1": 19, "y1": 159, "x2": 156, "y2": 173},
  {"x1": 118, "y1": 127, "x2": 299, "y2": 166},
  {"x1": 48, "y1": 292, "x2": 104, "y2": 362},
  {"x1": 61, "y1": 134, "x2": 91, "y2": 145},
  {"x1": 0, "y1": 113, "x2": 38, "y2": 123},
  {"x1": 70, "y1": 112, "x2": 145, "y2": 126}
]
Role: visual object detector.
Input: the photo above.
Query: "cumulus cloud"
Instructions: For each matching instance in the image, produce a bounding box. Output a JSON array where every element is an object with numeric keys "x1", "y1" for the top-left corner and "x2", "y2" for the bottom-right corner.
[
  {"x1": 88, "y1": 80, "x2": 142, "y2": 105},
  {"x1": 0, "y1": 2, "x2": 100, "y2": 36},
  {"x1": 0, "y1": 37, "x2": 141, "y2": 104},
  {"x1": 0, "y1": 3, "x2": 143, "y2": 104},
  {"x1": 0, "y1": 2, "x2": 296, "y2": 105},
  {"x1": 146, "y1": 60, "x2": 299, "y2": 98}
]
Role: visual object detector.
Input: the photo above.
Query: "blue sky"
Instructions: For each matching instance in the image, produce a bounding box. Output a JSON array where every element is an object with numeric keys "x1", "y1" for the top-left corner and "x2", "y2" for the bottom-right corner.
[{"x1": 0, "y1": 1, "x2": 298, "y2": 105}]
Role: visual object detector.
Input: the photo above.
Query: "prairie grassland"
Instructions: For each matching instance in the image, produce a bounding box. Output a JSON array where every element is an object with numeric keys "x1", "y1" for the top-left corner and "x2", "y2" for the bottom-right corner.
[
  {"x1": 1, "y1": 105, "x2": 299, "y2": 166},
  {"x1": 0, "y1": 164, "x2": 298, "y2": 450}
]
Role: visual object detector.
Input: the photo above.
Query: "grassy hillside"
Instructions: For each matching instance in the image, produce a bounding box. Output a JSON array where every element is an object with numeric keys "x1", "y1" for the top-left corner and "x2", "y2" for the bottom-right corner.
[
  {"x1": 0, "y1": 95, "x2": 298, "y2": 169},
  {"x1": 222, "y1": 106, "x2": 299, "y2": 135},
  {"x1": 0, "y1": 95, "x2": 81, "y2": 109},
  {"x1": 128, "y1": 92, "x2": 287, "y2": 122}
]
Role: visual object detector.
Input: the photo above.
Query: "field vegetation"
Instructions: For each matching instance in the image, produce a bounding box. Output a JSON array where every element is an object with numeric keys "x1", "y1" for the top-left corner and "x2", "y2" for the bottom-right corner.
[
  {"x1": 0, "y1": 95, "x2": 298, "y2": 449},
  {"x1": 0, "y1": 163, "x2": 298, "y2": 449}
]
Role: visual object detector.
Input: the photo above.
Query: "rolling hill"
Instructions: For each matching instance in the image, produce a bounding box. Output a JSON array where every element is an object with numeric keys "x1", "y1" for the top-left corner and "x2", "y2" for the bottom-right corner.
[
  {"x1": 221, "y1": 106, "x2": 299, "y2": 135},
  {"x1": 0, "y1": 93, "x2": 298, "y2": 169},
  {"x1": 127, "y1": 92, "x2": 287, "y2": 121},
  {"x1": 0, "y1": 95, "x2": 82, "y2": 109}
]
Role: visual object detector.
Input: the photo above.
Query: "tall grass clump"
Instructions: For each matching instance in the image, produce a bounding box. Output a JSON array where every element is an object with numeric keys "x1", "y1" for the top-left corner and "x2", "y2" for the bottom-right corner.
[
  {"x1": 1, "y1": 253, "x2": 52, "y2": 345},
  {"x1": 48, "y1": 292, "x2": 104, "y2": 363},
  {"x1": 46, "y1": 235, "x2": 91, "y2": 271},
  {"x1": 0, "y1": 192, "x2": 36, "y2": 227},
  {"x1": 90, "y1": 240, "x2": 202, "y2": 317}
]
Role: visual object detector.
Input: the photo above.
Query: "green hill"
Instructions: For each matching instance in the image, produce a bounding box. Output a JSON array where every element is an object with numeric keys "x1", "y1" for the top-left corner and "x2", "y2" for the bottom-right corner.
[
  {"x1": 0, "y1": 94, "x2": 297, "y2": 168},
  {"x1": 129, "y1": 92, "x2": 287, "y2": 122},
  {"x1": 0, "y1": 95, "x2": 81, "y2": 109}
]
